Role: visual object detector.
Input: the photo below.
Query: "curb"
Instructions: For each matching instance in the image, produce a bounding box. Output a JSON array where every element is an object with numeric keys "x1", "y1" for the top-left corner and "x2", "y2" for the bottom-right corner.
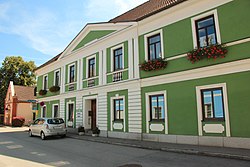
[{"x1": 67, "y1": 135, "x2": 250, "y2": 162}]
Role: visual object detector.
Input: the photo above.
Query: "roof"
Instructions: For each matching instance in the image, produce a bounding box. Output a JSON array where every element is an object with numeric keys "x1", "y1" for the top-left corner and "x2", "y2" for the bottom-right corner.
[
  {"x1": 36, "y1": 52, "x2": 61, "y2": 70},
  {"x1": 36, "y1": 0, "x2": 186, "y2": 70},
  {"x1": 14, "y1": 85, "x2": 36, "y2": 101},
  {"x1": 109, "y1": 0, "x2": 186, "y2": 23}
]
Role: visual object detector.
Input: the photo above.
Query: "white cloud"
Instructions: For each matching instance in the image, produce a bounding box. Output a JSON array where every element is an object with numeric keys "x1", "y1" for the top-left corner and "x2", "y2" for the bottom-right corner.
[{"x1": 0, "y1": 0, "x2": 147, "y2": 57}]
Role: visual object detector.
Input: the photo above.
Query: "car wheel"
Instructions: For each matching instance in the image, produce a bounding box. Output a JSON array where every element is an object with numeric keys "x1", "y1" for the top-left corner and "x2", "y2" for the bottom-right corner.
[
  {"x1": 41, "y1": 132, "x2": 46, "y2": 140},
  {"x1": 61, "y1": 134, "x2": 66, "y2": 138},
  {"x1": 29, "y1": 130, "x2": 33, "y2": 137}
]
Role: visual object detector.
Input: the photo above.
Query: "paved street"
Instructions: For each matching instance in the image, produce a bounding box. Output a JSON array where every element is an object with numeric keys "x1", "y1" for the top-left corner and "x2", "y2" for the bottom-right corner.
[{"x1": 0, "y1": 127, "x2": 250, "y2": 167}]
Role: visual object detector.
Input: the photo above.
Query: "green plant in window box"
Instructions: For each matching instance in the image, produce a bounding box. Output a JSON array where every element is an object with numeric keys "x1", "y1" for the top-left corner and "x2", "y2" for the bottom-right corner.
[
  {"x1": 187, "y1": 44, "x2": 228, "y2": 63},
  {"x1": 78, "y1": 126, "x2": 85, "y2": 136},
  {"x1": 140, "y1": 58, "x2": 167, "y2": 71},
  {"x1": 39, "y1": 89, "x2": 47, "y2": 96},
  {"x1": 92, "y1": 127, "x2": 100, "y2": 137},
  {"x1": 49, "y1": 85, "x2": 60, "y2": 92}
]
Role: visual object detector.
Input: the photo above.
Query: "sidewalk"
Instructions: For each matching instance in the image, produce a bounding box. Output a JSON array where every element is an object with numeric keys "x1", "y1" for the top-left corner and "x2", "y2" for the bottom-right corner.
[{"x1": 67, "y1": 133, "x2": 250, "y2": 161}]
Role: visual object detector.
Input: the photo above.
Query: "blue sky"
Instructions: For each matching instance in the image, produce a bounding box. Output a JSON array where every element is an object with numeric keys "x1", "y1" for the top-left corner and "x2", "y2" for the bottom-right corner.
[{"x1": 0, "y1": 0, "x2": 147, "y2": 66}]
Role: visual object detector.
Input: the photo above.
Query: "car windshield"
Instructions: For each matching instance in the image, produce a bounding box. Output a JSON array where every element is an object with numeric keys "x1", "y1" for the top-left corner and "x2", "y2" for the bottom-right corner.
[{"x1": 47, "y1": 118, "x2": 64, "y2": 124}]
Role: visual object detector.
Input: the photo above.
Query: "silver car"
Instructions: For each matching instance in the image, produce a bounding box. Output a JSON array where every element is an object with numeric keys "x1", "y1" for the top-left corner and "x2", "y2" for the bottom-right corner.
[{"x1": 29, "y1": 118, "x2": 67, "y2": 140}]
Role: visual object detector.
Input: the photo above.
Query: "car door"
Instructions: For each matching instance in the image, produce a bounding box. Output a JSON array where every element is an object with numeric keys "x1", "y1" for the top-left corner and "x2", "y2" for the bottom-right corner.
[{"x1": 31, "y1": 119, "x2": 40, "y2": 135}]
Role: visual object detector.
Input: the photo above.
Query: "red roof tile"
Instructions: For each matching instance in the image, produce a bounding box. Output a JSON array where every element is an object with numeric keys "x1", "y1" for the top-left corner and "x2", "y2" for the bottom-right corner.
[
  {"x1": 109, "y1": 0, "x2": 186, "y2": 23},
  {"x1": 14, "y1": 85, "x2": 36, "y2": 101}
]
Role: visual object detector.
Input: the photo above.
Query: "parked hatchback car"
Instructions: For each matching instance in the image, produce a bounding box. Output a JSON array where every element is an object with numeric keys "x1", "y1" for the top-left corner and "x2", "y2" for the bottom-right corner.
[{"x1": 29, "y1": 118, "x2": 67, "y2": 140}]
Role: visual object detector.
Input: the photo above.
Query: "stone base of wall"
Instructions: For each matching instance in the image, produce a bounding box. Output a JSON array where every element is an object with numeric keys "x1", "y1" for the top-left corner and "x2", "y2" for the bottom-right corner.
[{"x1": 102, "y1": 131, "x2": 250, "y2": 149}]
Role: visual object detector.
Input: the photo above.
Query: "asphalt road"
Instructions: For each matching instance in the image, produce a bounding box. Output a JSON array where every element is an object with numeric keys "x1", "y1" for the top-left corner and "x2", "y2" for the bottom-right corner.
[{"x1": 0, "y1": 128, "x2": 249, "y2": 167}]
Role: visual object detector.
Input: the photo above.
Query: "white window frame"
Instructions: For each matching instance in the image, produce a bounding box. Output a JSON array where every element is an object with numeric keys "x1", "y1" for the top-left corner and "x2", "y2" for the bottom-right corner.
[
  {"x1": 54, "y1": 69, "x2": 60, "y2": 86},
  {"x1": 111, "y1": 44, "x2": 125, "y2": 72},
  {"x1": 145, "y1": 91, "x2": 168, "y2": 134},
  {"x1": 41, "y1": 105, "x2": 46, "y2": 118},
  {"x1": 52, "y1": 104, "x2": 59, "y2": 118},
  {"x1": 68, "y1": 63, "x2": 76, "y2": 83},
  {"x1": 43, "y1": 74, "x2": 48, "y2": 90},
  {"x1": 66, "y1": 101, "x2": 75, "y2": 127},
  {"x1": 196, "y1": 83, "x2": 230, "y2": 137},
  {"x1": 191, "y1": 9, "x2": 221, "y2": 49},
  {"x1": 144, "y1": 29, "x2": 164, "y2": 61},
  {"x1": 86, "y1": 54, "x2": 96, "y2": 78},
  {"x1": 110, "y1": 95, "x2": 126, "y2": 132}
]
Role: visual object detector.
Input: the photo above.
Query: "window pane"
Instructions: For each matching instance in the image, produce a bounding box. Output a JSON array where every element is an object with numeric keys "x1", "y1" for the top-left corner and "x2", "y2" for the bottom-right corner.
[
  {"x1": 197, "y1": 17, "x2": 214, "y2": 28},
  {"x1": 158, "y1": 96, "x2": 165, "y2": 119},
  {"x1": 203, "y1": 91, "x2": 213, "y2": 118},
  {"x1": 54, "y1": 105, "x2": 58, "y2": 118},
  {"x1": 150, "y1": 96, "x2": 157, "y2": 119},
  {"x1": 68, "y1": 104, "x2": 74, "y2": 121},
  {"x1": 207, "y1": 26, "x2": 216, "y2": 45},
  {"x1": 198, "y1": 29, "x2": 207, "y2": 47},
  {"x1": 155, "y1": 42, "x2": 161, "y2": 59},
  {"x1": 120, "y1": 100, "x2": 124, "y2": 119},
  {"x1": 213, "y1": 90, "x2": 224, "y2": 118},
  {"x1": 149, "y1": 45, "x2": 155, "y2": 60},
  {"x1": 149, "y1": 35, "x2": 160, "y2": 44}
]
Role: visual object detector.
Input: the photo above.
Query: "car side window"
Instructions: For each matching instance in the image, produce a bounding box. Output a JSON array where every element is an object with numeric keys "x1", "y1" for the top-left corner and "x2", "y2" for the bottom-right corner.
[{"x1": 33, "y1": 119, "x2": 39, "y2": 125}]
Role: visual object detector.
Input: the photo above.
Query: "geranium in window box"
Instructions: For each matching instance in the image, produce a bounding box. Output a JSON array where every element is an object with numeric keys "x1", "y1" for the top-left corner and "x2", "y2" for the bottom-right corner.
[
  {"x1": 49, "y1": 85, "x2": 60, "y2": 92},
  {"x1": 140, "y1": 58, "x2": 167, "y2": 71},
  {"x1": 187, "y1": 44, "x2": 228, "y2": 63},
  {"x1": 39, "y1": 89, "x2": 47, "y2": 96}
]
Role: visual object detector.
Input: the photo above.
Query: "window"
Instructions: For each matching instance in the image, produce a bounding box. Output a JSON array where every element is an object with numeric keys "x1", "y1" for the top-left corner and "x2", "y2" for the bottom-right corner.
[
  {"x1": 114, "y1": 47, "x2": 123, "y2": 71},
  {"x1": 149, "y1": 94, "x2": 165, "y2": 121},
  {"x1": 201, "y1": 88, "x2": 224, "y2": 120},
  {"x1": 41, "y1": 106, "x2": 46, "y2": 118},
  {"x1": 88, "y1": 58, "x2": 95, "y2": 78},
  {"x1": 69, "y1": 65, "x2": 75, "y2": 83},
  {"x1": 54, "y1": 70, "x2": 60, "y2": 86},
  {"x1": 43, "y1": 75, "x2": 48, "y2": 90},
  {"x1": 114, "y1": 99, "x2": 124, "y2": 120},
  {"x1": 195, "y1": 15, "x2": 217, "y2": 48},
  {"x1": 53, "y1": 105, "x2": 59, "y2": 118},
  {"x1": 68, "y1": 103, "x2": 74, "y2": 122},
  {"x1": 148, "y1": 34, "x2": 162, "y2": 60}
]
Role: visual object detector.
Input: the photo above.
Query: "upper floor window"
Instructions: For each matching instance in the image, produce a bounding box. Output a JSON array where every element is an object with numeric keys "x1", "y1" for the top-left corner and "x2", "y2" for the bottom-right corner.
[
  {"x1": 195, "y1": 15, "x2": 217, "y2": 47},
  {"x1": 41, "y1": 106, "x2": 46, "y2": 118},
  {"x1": 191, "y1": 10, "x2": 221, "y2": 49},
  {"x1": 54, "y1": 70, "x2": 60, "y2": 86},
  {"x1": 149, "y1": 94, "x2": 165, "y2": 121},
  {"x1": 43, "y1": 75, "x2": 48, "y2": 90},
  {"x1": 114, "y1": 99, "x2": 124, "y2": 121},
  {"x1": 114, "y1": 47, "x2": 123, "y2": 71},
  {"x1": 69, "y1": 64, "x2": 75, "y2": 83},
  {"x1": 148, "y1": 34, "x2": 162, "y2": 60},
  {"x1": 88, "y1": 58, "x2": 95, "y2": 78},
  {"x1": 201, "y1": 88, "x2": 224, "y2": 120}
]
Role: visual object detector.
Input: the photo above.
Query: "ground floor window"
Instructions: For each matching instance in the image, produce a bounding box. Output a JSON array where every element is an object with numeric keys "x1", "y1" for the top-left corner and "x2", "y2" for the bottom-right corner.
[
  {"x1": 53, "y1": 105, "x2": 59, "y2": 118},
  {"x1": 41, "y1": 106, "x2": 46, "y2": 118},
  {"x1": 114, "y1": 99, "x2": 124, "y2": 121},
  {"x1": 201, "y1": 88, "x2": 224, "y2": 120},
  {"x1": 68, "y1": 103, "x2": 74, "y2": 122},
  {"x1": 149, "y1": 94, "x2": 165, "y2": 121}
]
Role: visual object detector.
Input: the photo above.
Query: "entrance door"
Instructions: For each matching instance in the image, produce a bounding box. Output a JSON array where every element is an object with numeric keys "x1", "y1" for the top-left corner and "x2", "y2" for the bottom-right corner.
[{"x1": 91, "y1": 99, "x2": 96, "y2": 130}]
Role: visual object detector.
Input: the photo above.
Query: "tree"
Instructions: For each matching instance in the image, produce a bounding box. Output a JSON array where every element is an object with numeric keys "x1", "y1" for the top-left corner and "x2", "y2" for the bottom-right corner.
[{"x1": 0, "y1": 56, "x2": 36, "y2": 113}]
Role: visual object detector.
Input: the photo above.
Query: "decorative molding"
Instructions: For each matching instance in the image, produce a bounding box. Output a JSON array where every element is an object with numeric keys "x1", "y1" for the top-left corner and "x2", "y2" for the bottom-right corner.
[
  {"x1": 203, "y1": 124, "x2": 225, "y2": 133},
  {"x1": 113, "y1": 123, "x2": 123, "y2": 130},
  {"x1": 150, "y1": 124, "x2": 164, "y2": 132}
]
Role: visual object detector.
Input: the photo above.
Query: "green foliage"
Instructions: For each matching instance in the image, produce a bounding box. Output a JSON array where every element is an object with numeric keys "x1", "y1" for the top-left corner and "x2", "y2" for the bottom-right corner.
[
  {"x1": 0, "y1": 56, "x2": 36, "y2": 113},
  {"x1": 49, "y1": 85, "x2": 60, "y2": 92},
  {"x1": 39, "y1": 89, "x2": 47, "y2": 95}
]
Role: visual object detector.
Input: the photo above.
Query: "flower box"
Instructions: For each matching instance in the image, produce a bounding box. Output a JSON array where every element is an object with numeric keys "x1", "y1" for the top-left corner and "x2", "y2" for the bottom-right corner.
[
  {"x1": 49, "y1": 85, "x2": 60, "y2": 92},
  {"x1": 187, "y1": 44, "x2": 228, "y2": 63},
  {"x1": 39, "y1": 89, "x2": 47, "y2": 96},
  {"x1": 140, "y1": 58, "x2": 167, "y2": 71}
]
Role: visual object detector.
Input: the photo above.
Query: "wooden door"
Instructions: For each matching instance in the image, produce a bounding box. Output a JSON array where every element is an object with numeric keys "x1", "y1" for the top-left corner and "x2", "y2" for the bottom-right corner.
[{"x1": 91, "y1": 99, "x2": 96, "y2": 130}]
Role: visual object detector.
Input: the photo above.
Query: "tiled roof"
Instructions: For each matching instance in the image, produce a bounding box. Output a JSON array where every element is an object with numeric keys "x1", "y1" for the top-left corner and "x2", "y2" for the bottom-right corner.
[
  {"x1": 109, "y1": 0, "x2": 186, "y2": 23},
  {"x1": 36, "y1": 52, "x2": 62, "y2": 70},
  {"x1": 14, "y1": 85, "x2": 36, "y2": 101}
]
